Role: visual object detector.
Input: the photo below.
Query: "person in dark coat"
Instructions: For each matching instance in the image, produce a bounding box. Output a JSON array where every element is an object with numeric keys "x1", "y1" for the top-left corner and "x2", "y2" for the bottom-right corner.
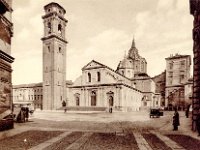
[
  {"x1": 25, "y1": 107, "x2": 29, "y2": 122},
  {"x1": 173, "y1": 108, "x2": 180, "y2": 131},
  {"x1": 185, "y1": 105, "x2": 190, "y2": 118},
  {"x1": 196, "y1": 111, "x2": 200, "y2": 136}
]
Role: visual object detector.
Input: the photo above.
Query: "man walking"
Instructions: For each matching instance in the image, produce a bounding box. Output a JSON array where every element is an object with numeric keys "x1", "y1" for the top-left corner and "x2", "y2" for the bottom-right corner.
[{"x1": 173, "y1": 108, "x2": 180, "y2": 131}]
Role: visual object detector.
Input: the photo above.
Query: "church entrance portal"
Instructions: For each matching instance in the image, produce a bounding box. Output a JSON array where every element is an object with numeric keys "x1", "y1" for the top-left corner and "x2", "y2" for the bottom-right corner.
[
  {"x1": 91, "y1": 91, "x2": 96, "y2": 106},
  {"x1": 107, "y1": 91, "x2": 114, "y2": 107},
  {"x1": 109, "y1": 96, "x2": 114, "y2": 106}
]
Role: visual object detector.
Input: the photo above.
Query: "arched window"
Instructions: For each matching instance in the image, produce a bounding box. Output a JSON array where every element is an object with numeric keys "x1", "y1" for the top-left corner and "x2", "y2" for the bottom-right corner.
[
  {"x1": 97, "y1": 72, "x2": 101, "y2": 82},
  {"x1": 58, "y1": 24, "x2": 62, "y2": 33},
  {"x1": 88, "y1": 73, "x2": 91, "y2": 82},
  {"x1": 48, "y1": 22, "x2": 51, "y2": 34},
  {"x1": 48, "y1": 46, "x2": 50, "y2": 52},
  {"x1": 59, "y1": 47, "x2": 61, "y2": 53}
]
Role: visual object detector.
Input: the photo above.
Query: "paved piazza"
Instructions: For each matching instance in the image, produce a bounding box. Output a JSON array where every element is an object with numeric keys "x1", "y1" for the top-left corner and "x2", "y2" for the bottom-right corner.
[
  {"x1": 1, "y1": 111, "x2": 200, "y2": 150},
  {"x1": 32, "y1": 110, "x2": 152, "y2": 122}
]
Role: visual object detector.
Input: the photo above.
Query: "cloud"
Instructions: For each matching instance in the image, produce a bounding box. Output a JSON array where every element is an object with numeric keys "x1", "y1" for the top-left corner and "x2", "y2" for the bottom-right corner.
[
  {"x1": 67, "y1": 28, "x2": 132, "y2": 81},
  {"x1": 133, "y1": 0, "x2": 193, "y2": 76}
]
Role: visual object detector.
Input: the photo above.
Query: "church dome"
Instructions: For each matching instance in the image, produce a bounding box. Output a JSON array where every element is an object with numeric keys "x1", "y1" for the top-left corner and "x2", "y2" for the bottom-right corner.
[{"x1": 117, "y1": 58, "x2": 134, "y2": 69}]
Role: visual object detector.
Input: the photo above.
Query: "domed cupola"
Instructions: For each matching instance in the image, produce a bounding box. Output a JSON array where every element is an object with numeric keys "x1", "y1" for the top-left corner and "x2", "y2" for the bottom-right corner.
[
  {"x1": 116, "y1": 56, "x2": 134, "y2": 79},
  {"x1": 116, "y1": 36, "x2": 147, "y2": 79},
  {"x1": 117, "y1": 57, "x2": 134, "y2": 70}
]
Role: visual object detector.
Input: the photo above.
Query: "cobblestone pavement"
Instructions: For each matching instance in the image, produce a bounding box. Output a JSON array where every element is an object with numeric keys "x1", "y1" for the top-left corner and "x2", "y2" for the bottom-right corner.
[
  {"x1": 1, "y1": 129, "x2": 199, "y2": 150},
  {"x1": 0, "y1": 111, "x2": 199, "y2": 150}
]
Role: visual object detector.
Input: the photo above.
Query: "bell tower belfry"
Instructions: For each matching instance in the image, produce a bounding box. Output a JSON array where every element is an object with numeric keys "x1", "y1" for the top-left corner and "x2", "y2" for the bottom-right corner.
[{"x1": 41, "y1": 2, "x2": 68, "y2": 110}]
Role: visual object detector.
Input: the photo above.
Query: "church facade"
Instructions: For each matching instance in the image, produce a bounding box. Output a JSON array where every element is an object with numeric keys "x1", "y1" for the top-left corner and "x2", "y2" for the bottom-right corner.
[{"x1": 68, "y1": 60, "x2": 143, "y2": 111}]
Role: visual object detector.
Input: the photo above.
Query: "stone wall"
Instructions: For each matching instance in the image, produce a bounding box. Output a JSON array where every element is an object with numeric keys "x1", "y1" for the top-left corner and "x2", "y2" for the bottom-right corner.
[{"x1": 189, "y1": 0, "x2": 200, "y2": 130}]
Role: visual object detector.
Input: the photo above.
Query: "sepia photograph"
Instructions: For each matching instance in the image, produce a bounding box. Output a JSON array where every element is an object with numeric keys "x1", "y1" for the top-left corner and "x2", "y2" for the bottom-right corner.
[{"x1": 0, "y1": 0, "x2": 200, "y2": 149}]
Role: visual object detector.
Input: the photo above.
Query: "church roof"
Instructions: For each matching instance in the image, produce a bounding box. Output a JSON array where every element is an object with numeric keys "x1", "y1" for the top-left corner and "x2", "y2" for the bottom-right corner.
[
  {"x1": 134, "y1": 73, "x2": 150, "y2": 79},
  {"x1": 82, "y1": 60, "x2": 131, "y2": 80},
  {"x1": 165, "y1": 54, "x2": 191, "y2": 60},
  {"x1": 44, "y1": 2, "x2": 66, "y2": 13},
  {"x1": 13, "y1": 82, "x2": 43, "y2": 88}
]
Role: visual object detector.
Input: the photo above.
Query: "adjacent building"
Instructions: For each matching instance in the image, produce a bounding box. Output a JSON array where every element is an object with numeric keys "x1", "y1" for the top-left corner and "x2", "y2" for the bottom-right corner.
[
  {"x1": 0, "y1": 0, "x2": 14, "y2": 120},
  {"x1": 189, "y1": 0, "x2": 200, "y2": 130},
  {"x1": 165, "y1": 54, "x2": 191, "y2": 109}
]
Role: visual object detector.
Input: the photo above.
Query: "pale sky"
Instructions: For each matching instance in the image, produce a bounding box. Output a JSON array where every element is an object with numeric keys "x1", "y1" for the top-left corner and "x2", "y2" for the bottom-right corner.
[{"x1": 12, "y1": 0, "x2": 193, "y2": 85}]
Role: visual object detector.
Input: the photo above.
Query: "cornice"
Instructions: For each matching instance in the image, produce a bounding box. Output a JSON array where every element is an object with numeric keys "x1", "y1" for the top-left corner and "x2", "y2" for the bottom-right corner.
[{"x1": 0, "y1": 49, "x2": 14, "y2": 63}]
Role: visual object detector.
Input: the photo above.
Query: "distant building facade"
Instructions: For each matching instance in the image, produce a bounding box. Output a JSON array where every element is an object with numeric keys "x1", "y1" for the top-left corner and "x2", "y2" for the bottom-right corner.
[
  {"x1": 152, "y1": 71, "x2": 166, "y2": 107},
  {"x1": 165, "y1": 54, "x2": 192, "y2": 109},
  {"x1": 13, "y1": 83, "x2": 43, "y2": 109},
  {"x1": 0, "y1": 0, "x2": 14, "y2": 119}
]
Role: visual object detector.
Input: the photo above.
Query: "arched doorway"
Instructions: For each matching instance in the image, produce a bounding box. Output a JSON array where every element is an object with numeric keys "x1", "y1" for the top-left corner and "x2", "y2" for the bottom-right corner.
[
  {"x1": 74, "y1": 93, "x2": 80, "y2": 106},
  {"x1": 109, "y1": 96, "x2": 114, "y2": 107},
  {"x1": 91, "y1": 91, "x2": 96, "y2": 106},
  {"x1": 76, "y1": 97, "x2": 80, "y2": 106},
  {"x1": 142, "y1": 95, "x2": 148, "y2": 107},
  {"x1": 107, "y1": 91, "x2": 114, "y2": 107}
]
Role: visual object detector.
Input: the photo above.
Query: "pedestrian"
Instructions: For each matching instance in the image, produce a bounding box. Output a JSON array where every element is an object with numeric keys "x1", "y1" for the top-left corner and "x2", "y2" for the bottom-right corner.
[
  {"x1": 64, "y1": 106, "x2": 67, "y2": 113},
  {"x1": 110, "y1": 107, "x2": 112, "y2": 113},
  {"x1": 185, "y1": 105, "x2": 190, "y2": 118},
  {"x1": 25, "y1": 107, "x2": 29, "y2": 122},
  {"x1": 20, "y1": 107, "x2": 26, "y2": 123},
  {"x1": 172, "y1": 108, "x2": 180, "y2": 131},
  {"x1": 196, "y1": 110, "x2": 200, "y2": 136}
]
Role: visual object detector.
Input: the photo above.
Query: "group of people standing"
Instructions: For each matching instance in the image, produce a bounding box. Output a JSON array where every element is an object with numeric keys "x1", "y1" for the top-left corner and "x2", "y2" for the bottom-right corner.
[{"x1": 16, "y1": 107, "x2": 29, "y2": 123}]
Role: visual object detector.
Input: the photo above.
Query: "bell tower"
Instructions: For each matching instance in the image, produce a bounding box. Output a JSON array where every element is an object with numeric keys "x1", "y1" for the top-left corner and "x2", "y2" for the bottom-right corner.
[{"x1": 41, "y1": 2, "x2": 68, "y2": 110}]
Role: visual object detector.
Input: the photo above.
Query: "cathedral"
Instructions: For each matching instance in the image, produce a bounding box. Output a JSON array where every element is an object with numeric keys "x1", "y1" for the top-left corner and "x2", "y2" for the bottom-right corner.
[
  {"x1": 67, "y1": 37, "x2": 160, "y2": 111},
  {"x1": 12, "y1": 2, "x2": 161, "y2": 111}
]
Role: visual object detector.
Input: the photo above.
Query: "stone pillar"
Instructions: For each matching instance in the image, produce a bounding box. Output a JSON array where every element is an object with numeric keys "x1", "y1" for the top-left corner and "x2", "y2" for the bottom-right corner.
[{"x1": 190, "y1": 0, "x2": 200, "y2": 130}]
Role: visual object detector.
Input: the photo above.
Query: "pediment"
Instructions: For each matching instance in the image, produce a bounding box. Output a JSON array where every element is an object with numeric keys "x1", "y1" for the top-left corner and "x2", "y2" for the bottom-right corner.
[{"x1": 82, "y1": 60, "x2": 105, "y2": 70}]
